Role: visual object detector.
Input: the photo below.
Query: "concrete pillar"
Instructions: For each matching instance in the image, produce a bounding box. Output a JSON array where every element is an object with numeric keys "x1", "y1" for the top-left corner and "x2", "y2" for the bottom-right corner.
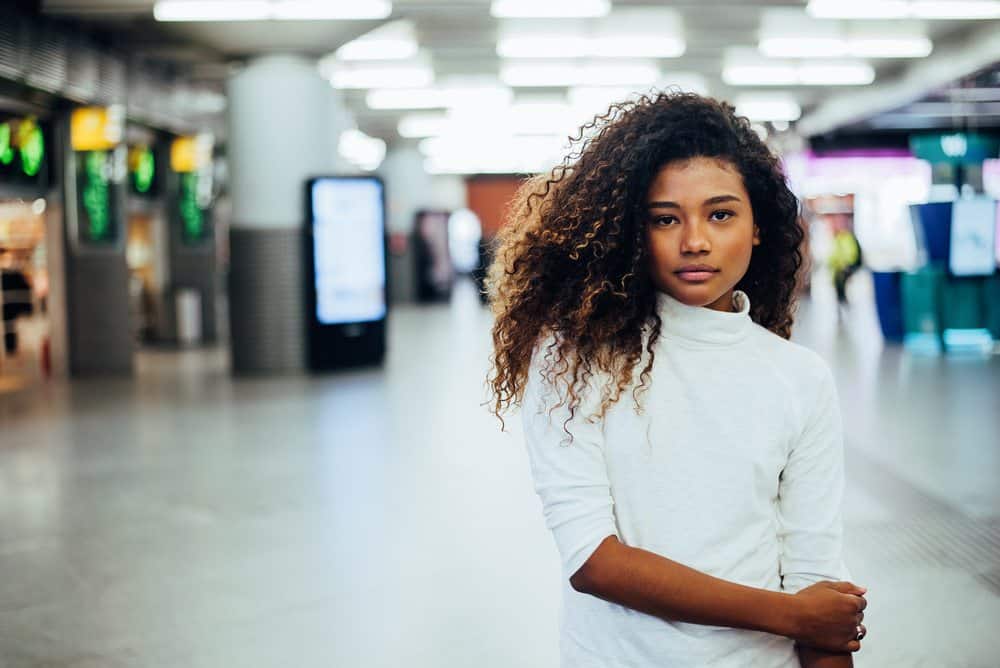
[{"x1": 226, "y1": 54, "x2": 345, "y2": 373}]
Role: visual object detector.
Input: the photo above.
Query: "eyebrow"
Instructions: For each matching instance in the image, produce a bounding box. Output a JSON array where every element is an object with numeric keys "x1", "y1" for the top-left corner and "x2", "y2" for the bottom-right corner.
[{"x1": 647, "y1": 195, "x2": 742, "y2": 209}]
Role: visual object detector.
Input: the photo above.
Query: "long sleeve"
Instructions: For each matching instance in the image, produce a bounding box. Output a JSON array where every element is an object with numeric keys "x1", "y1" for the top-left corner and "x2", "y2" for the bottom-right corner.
[
  {"x1": 777, "y1": 364, "x2": 850, "y2": 593},
  {"x1": 521, "y1": 351, "x2": 620, "y2": 582}
]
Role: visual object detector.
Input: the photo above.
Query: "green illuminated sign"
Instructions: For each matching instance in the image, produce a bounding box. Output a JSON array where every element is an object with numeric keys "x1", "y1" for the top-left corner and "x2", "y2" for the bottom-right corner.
[
  {"x1": 83, "y1": 151, "x2": 110, "y2": 240},
  {"x1": 179, "y1": 172, "x2": 207, "y2": 244},
  {"x1": 75, "y1": 150, "x2": 119, "y2": 244},
  {"x1": 0, "y1": 123, "x2": 12, "y2": 165},
  {"x1": 18, "y1": 121, "x2": 44, "y2": 177},
  {"x1": 133, "y1": 147, "x2": 155, "y2": 193}
]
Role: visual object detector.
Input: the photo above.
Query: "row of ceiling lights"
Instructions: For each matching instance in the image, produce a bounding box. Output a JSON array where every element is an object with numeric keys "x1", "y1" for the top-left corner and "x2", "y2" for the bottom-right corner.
[
  {"x1": 151, "y1": 0, "x2": 1000, "y2": 21},
  {"x1": 150, "y1": 0, "x2": 998, "y2": 174}
]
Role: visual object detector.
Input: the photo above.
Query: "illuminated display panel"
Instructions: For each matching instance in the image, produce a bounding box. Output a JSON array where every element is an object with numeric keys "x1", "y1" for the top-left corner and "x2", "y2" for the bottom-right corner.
[
  {"x1": 310, "y1": 177, "x2": 387, "y2": 325},
  {"x1": 949, "y1": 198, "x2": 997, "y2": 277}
]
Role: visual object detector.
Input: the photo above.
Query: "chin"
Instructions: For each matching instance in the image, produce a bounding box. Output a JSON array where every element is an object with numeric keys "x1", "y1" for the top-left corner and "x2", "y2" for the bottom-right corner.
[{"x1": 664, "y1": 281, "x2": 726, "y2": 307}]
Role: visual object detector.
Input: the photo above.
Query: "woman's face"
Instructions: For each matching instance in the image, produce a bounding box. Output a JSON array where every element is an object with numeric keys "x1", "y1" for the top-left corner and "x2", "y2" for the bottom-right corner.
[{"x1": 644, "y1": 157, "x2": 760, "y2": 312}]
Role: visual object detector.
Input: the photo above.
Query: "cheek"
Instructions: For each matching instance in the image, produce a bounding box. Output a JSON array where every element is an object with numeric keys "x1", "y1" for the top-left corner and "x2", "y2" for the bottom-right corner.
[
  {"x1": 645, "y1": 233, "x2": 673, "y2": 267},
  {"x1": 727, "y1": 223, "x2": 757, "y2": 264}
]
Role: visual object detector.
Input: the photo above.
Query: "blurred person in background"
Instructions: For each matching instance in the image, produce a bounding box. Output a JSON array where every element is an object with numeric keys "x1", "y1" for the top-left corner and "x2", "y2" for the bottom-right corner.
[
  {"x1": 488, "y1": 92, "x2": 866, "y2": 668},
  {"x1": 828, "y1": 218, "x2": 863, "y2": 319},
  {"x1": 1, "y1": 256, "x2": 33, "y2": 354}
]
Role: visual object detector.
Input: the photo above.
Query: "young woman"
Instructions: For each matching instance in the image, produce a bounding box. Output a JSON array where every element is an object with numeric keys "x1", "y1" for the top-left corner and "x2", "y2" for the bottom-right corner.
[{"x1": 487, "y1": 93, "x2": 867, "y2": 667}]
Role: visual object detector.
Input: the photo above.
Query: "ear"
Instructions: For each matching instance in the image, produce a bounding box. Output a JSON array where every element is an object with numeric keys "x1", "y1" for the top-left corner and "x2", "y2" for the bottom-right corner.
[{"x1": 752, "y1": 225, "x2": 761, "y2": 246}]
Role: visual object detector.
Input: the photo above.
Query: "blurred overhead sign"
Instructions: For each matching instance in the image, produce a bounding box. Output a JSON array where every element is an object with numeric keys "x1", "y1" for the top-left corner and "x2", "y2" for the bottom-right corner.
[
  {"x1": 910, "y1": 132, "x2": 1000, "y2": 163},
  {"x1": 170, "y1": 134, "x2": 212, "y2": 173},
  {"x1": 70, "y1": 106, "x2": 124, "y2": 151}
]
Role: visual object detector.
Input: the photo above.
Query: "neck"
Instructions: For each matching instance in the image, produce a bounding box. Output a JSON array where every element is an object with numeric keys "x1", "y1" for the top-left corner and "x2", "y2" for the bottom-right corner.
[{"x1": 703, "y1": 289, "x2": 736, "y2": 313}]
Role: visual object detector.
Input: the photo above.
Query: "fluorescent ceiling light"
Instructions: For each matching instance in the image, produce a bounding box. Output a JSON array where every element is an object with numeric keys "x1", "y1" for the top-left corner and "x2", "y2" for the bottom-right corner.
[
  {"x1": 760, "y1": 35, "x2": 932, "y2": 58},
  {"x1": 591, "y1": 36, "x2": 686, "y2": 59},
  {"x1": 155, "y1": 0, "x2": 391, "y2": 21},
  {"x1": 722, "y1": 65, "x2": 798, "y2": 86},
  {"x1": 723, "y1": 58, "x2": 874, "y2": 86},
  {"x1": 510, "y1": 101, "x2": 578, "y2": 134},
  {"x1": 501, "y1": 61, "x2": 660, "y2": 87},
  {"x1": 807, "y1": 0, "x2": 1000, "y2": 19},
  {"x1": 271, "y1": 1, "x2": 391, "y2": 19},
  {"x1": 335, "y1": 39, "x2": 417, "y2": 61},
  {"x1": 797, "y1": 63, "x2": 875, "y2": 85},
  {"x1": 366, "y1": 84, "x2": 512, "y2": 110},
  {"x1": 847, "y1": 36, "x2": 932, "y2": 57},
  {"x1": 329, "y1": 64, "x2": 433, "y2": 89},
  {"x1": 154, "y1": 1, "x2": 270, "y2": 21},
  {"x1": 759, "y1": 37, "x2": 847, "y2": 59},
  {"x1": 422, "y1": 134, "x2": 567, "y2": 175},
  {"x1": 497, "y1": 35, "x2": 685, "y2": 59},
  {"x1": 490, "y1": 0, "x2": 610, "y2": 18},
  {"x1": 806, "y1": 0, "x2": 911, "y2": 18},
  {"x1": 734, "y1": 95, "x2": 802, "y2": 122},
  {"x1": 400, "y1": 103, "x2": 581, "y2": 139},
  {"x1": 335, "y1": 21, "x2": 418, "y2": 60},
  {"x1": 398, "y1": 113, "x2": 449, "y2": 138},
  {"x1": 910, "y1": 1, "x2": 1000, "y2": 18},
  {"x1": 497, "y1": 36, "x2": 592, "y2": 59}
]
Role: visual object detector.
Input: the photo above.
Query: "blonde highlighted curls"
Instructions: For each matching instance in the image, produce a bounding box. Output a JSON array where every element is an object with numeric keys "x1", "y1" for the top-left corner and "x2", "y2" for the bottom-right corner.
[{"x1": 487, "y1": 91, "x2": 804, "y2": 432}]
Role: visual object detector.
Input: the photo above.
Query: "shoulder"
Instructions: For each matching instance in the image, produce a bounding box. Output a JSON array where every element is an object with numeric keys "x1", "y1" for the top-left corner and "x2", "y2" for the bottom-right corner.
[{"x1": 747, "y1": 323, "x2": 835, "y2": 395}]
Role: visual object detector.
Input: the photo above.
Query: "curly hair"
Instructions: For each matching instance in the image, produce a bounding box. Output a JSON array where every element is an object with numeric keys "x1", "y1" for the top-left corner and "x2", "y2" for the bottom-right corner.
[{"x1": 487, "y1": 91, "x2": 804, "y2": 430}]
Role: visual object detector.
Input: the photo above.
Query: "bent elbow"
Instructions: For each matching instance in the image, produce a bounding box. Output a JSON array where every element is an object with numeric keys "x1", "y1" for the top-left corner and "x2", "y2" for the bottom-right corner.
[
  {"x1": 569, "y1": 565, "x2": 594, "y2": 593},
  {"x1": 568, "y1": 535, "x2": 619, "y2": 594}
]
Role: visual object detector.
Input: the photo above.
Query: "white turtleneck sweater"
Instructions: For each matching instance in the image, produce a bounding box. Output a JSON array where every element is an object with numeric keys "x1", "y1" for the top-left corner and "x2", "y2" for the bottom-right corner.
[{"x1": 521, "y1": 290, "x2": 848, "y2": 667}]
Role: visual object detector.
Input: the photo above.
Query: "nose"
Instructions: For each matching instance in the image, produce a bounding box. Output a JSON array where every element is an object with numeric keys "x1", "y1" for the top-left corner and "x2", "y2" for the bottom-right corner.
[{"x1": 680, "y1": 221, "x2": 711, "y2": 255}]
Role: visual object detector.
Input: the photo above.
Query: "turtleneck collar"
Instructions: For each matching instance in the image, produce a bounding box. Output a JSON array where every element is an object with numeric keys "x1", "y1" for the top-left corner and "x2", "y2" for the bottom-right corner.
[{"x1": 655, "y1": 289, "x2": 752, "y2": 346}]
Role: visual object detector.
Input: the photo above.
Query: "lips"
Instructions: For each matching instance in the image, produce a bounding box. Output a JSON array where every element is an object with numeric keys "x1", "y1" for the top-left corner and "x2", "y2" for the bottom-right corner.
[{"x1": 674, "y1": 265, "x2": 719, "y2": 282}]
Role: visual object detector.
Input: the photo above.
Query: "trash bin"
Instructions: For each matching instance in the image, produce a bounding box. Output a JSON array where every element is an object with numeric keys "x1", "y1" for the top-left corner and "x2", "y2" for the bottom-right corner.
[
  {"x1": 175, "y1": 288, "x2": 202, "y2": 347},
  {"x1": 871, "y1": 271, "x2": 904, "y2": 342}
]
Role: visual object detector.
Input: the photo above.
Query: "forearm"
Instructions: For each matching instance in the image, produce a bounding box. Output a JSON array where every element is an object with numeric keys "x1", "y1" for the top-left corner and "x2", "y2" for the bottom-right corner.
[
  {"x1": 572, "y1": 536, "x2": 798, "y2": 637},
  {"x1": 797, "y1": 645, "x2": 853, "y2": 667}
]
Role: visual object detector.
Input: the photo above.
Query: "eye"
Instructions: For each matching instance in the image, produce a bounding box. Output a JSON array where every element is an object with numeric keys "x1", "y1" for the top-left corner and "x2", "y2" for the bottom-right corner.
[
  {"x1": 650, "y1": 215, "x2": 679, "y2": 227},
  {"x1": 710, "y1": 210, "x2": 734, "y2": 222}
]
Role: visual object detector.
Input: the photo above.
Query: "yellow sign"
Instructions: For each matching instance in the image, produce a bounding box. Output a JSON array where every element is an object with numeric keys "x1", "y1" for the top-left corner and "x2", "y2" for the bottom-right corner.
[
  {"x1": 170, "y1": 136, "x2": 197, "y2": 173},
  {"x1": 70, "y1": 106, "x2": 123, "y2": 151},
  {"x1": 170, "y1": 134, "x2": 213, "y2": 173}
]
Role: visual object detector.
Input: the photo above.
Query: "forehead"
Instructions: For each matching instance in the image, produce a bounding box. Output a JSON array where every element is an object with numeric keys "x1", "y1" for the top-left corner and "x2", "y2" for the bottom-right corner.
[{"x1": 646, "y1": 157, "x2": 747, "y2": 200}]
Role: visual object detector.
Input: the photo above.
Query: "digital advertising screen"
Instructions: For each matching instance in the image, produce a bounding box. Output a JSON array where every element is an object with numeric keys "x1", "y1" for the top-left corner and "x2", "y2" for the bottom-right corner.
[
  {"x1": 949, "y1": 197, "x2": 997, "y2": 277},
  {"x1": 310, "y1": 177, "x2": 386, "y2": 325}
]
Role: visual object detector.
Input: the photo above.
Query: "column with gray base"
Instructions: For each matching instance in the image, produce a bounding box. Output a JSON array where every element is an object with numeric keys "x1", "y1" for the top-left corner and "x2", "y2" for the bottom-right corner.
[{"x1": 226, "y1": 54, "x2": 345, "y2": 373}]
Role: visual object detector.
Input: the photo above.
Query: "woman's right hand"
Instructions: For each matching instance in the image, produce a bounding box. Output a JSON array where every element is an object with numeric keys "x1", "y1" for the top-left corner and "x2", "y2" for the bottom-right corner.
[{"x1": 789, "y1": 581, "x2": 867, "y2": 652}]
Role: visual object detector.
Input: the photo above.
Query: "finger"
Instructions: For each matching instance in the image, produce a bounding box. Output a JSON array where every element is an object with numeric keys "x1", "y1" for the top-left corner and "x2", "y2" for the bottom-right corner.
[
  {"x1": 846, "y1": 640, "x2": 861, "y2": 652},
  {"x1": 856, "y1": 611, "x2": 865, "y2": 624},
  {"x1": 830, "y1": 581, "x2": 867, "y2": 595},
  {"x1": 855, "y1": 596, "x2": 868, "y2": 612}
]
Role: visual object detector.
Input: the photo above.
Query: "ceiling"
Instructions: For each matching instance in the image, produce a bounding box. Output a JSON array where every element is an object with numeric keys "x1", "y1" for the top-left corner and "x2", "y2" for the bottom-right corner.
[{"x1": 36, "y1": 0, "x2": 1000, "y2": 149}]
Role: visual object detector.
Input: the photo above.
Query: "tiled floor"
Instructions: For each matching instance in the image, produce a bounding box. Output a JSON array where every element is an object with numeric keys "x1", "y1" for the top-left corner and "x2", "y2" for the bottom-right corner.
[{"x1": 0, "y1": 276, "x2": 998, "y2": 667}]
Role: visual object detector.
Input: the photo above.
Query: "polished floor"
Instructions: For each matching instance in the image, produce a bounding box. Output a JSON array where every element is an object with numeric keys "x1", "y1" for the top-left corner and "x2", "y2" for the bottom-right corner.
[{"x1": 0, "y1": 276, "x2": 998, "y2": 667}]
